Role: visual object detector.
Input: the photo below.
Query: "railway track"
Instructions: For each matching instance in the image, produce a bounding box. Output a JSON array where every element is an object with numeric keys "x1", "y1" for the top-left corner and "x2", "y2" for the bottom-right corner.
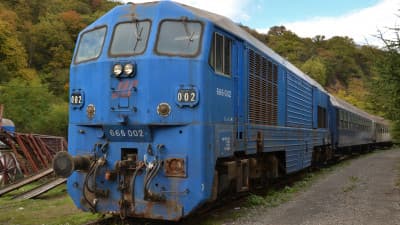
[
  {"x1": 0, "y1": 168, "x2": 67, "y2": 201},
  {"x1": 12, "y1": 177, "x2": 66, "y2": 200},
  {"x1": 83, "y1": 166, "x2": 312, "y2": 225},
  {"x1": 0, "y1": 168, "x2": 54, "y2": 197},
  {"x1": 83, "y1": 152, "x2": 365, "y2": 225}
]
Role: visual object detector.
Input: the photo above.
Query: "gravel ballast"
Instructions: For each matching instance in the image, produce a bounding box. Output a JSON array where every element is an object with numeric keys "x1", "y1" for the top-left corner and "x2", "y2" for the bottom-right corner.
[{"x1": 229, "y1": 148, "x2": 400, "y2": 225}]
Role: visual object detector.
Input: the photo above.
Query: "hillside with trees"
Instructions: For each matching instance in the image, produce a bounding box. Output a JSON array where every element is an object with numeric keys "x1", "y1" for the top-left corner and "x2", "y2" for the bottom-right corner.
[
  {"x1": 0, "y1": 0, "x2": 398, "y2": 139},
  {"x1": 242, "y1": 25, "x2": 399, "y2": 139},
  {"x1": 0, "y1": 0, "x2": 119, "y2": 136}
]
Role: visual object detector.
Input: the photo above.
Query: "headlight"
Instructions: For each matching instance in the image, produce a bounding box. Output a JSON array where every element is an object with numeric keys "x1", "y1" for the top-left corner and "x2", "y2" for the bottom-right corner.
[
  {"x1": 124, "y1": 63, "x2": 134, "y2": 76},
  {"x1": 113, "y1": 64, "x2": 123, "y2": 77}
]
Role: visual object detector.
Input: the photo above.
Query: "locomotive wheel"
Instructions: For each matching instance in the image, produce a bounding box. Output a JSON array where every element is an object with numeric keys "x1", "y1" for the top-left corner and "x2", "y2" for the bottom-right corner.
[{"x1": 0, "y1": 152, "x2": 20, "y2": 186}]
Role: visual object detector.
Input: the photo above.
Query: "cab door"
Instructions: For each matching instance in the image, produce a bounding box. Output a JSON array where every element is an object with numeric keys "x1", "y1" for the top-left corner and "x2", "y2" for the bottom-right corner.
[
  {"x1": 209, "y1": 30, "x2": 245, "y2": 156},
  {"x1": 233, "y1": 40, "x2": 245, "y2": 149}
]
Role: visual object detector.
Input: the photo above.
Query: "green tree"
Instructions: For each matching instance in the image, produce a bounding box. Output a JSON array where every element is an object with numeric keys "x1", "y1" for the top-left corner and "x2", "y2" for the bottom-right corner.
[
  {"x1": 0, "y1": 20, "x2": 28, "y2": 82},
  {"x1": 30, "y1": 102, "x2": 69, "y2": 137},
  {"x1": 0, "y1": 77, "x2": 54, "y2": 132},
  {"x1": 301, "y1": 57, "x2": 327, "y2": 86},
  {"x1": 370, "y1": 50, "x2": 400, "y2": 139},
  {"x1": 370, "y1": 22, "x2": 400, "y2": 140},
  {"x1": 322, "y1": 36, "x2": 363, "y2": 85},
  {"x1": 29, "y1": 14, "x2": 74, "y2": 71},
  {"x1": 266, "y1": 26, "x2": 311, "y2": 67}
]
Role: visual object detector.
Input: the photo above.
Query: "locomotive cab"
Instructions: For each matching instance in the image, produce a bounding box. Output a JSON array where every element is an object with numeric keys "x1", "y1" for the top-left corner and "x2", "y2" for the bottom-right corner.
[{"x1": 55, "y1": 2, "x2": 230, "y2": 221}]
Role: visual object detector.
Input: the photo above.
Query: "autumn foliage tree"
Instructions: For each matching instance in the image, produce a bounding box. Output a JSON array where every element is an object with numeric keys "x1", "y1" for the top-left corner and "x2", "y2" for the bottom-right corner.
[
  {"x1": 0, "y1": 0, "x2": 119, "y2": 135},
  {"x1": 0, "y1": 1, "x2": 397, "y2": 140}
]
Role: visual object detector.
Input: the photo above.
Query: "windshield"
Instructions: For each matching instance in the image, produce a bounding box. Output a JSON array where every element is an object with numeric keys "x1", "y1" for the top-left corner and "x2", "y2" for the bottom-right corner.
[
  {"x1": 109, "y1": 20, "x2": 151, "y2": 56},
  {"x1": 155, "y1": 20, "x2": 202, "y2": 57},
  {"x1": 74, "y1": 27, "x2": 107, "y2": 64}
]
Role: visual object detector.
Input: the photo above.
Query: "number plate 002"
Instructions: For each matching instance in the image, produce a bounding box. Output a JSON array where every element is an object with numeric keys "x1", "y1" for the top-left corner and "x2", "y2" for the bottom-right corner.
[
  {"x1": 70, "y1": 91, "x2": 85, "y2": 109},
  {"x1": 103, "y1": 125, "x2": 151, "y2": 142},
  {"x1": 176, "y1": 87, "x2": 199, "y2": 107}
]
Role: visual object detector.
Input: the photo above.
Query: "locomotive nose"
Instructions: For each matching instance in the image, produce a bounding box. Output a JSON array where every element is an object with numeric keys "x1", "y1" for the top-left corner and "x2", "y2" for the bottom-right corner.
[{"x1": 52, "y1": 151, "x2": 91, "y2": 178}]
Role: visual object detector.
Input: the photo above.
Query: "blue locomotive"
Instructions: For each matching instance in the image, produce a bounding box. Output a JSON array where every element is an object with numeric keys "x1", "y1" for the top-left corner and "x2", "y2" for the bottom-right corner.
[{"x1": 53, "y1": 1, "x2": 391, "y2": 221}]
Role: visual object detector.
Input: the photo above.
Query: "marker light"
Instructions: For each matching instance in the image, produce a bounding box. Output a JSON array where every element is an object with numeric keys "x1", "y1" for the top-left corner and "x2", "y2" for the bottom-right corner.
[
  {"x1": 157, "y1": 103, "x2": 171, "y2": 117},
  {"x1": 124, "y1": 63, "x2": 134, "y2": 76},
  {"x1": 113, "y1": 64, "x2": 123, "y2": 77},
  {"x1": 86, "y1": 104, "x2": 96, "y2": 120}
]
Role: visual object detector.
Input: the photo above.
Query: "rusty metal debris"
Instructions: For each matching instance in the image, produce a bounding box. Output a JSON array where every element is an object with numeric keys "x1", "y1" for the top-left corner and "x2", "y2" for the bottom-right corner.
[
  {"x1": 0, "y1": 130, "x2": 66, "y2": 178},
  {"x1": 12, "y1": 177, "x2": 66, "y2": 200},
  {"x1": 0, "y1": 168, "x2": 54, "y2": 197},
  {"x1": 0, "y1": 128, "x2": 67, "y2": 198}
]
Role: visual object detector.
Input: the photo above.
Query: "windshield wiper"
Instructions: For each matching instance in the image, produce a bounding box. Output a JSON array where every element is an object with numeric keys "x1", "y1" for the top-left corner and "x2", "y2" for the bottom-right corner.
[
  {"x1": 133, "y1": 21, "x2": 144, "y2": 52},
  {"x1": 181, "y1": 17, "x2": 195, "y2": 48}
]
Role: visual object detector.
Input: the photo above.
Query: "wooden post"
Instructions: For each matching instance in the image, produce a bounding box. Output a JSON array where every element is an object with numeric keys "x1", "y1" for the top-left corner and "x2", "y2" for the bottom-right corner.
[{"x1": 0, "y1": 104, "x2": 3, "y2": 124}]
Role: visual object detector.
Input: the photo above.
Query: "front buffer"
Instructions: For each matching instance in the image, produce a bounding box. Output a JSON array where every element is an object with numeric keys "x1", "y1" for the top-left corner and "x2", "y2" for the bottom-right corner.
[{"x1": 53, "y1": 124, "x2": 212, "y2": 221}]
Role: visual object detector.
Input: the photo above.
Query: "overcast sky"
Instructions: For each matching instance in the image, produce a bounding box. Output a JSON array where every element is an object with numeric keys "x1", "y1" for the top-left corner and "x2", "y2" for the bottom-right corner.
[{"x1": 121, "y1": 0, "x2": 399, "y2": 47}]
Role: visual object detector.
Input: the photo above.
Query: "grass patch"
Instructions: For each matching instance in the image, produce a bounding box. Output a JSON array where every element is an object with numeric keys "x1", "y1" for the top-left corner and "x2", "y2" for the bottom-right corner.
[
  {"x1": 245, "y1": 172, "x2": 317, "y2": 209},
  {"x1": 246, "y1": 194, "x2": 266, "y2": 206},
  {"x1": 396, "y1": 159, "x2": 400, "y2": 188},
  {"x1": 0, "y1": 184, "x2": 101, "y2": 225},
  {"x1": 342, "y1": 175, "x2": 359, "y2": 192}
]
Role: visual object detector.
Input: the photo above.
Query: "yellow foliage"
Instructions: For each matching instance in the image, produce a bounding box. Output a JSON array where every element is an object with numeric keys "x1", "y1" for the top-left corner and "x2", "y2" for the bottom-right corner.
[
  {"x1": 17, "y1": 69, "x2": 39, "y2": 81},
  {"x1": 333, "y1": 78, "x2": 369, "y2": 111}
]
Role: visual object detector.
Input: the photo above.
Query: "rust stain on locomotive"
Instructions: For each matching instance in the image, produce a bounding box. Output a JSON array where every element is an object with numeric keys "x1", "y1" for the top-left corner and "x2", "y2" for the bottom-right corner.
[
  {"x1": 112, "y1": 80, "x2": 138, "y2": 98},
  {"x1": 129, "y1": 199, "x2": 183, "y2": 221},
  {"x1": 165, "y1": 158, "x2": 186, "y2": 177}
]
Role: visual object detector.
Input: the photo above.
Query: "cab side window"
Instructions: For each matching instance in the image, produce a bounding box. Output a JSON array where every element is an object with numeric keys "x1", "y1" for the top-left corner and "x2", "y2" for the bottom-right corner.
[
  {"x1": 317, "y1": 106, "x2": 327, "y2": 128},
  {"x1": 209, "y1": 32, "x2": 232, "y2": 76}
]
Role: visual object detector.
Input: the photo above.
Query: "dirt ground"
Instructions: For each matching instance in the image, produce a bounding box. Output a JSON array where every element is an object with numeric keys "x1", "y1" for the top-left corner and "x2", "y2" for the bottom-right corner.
[{"x1": 226, "y1": 148, "x2": 400, "y2": 225}]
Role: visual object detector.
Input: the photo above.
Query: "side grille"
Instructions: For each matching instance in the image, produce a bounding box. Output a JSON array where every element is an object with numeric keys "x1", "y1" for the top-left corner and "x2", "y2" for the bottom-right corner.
[
  {"x1": 286, "y1": 72, "x2": 312, "y2": 128},
  {"x1": 248, "y1": 49, "x2": 278, "y2": 125}
]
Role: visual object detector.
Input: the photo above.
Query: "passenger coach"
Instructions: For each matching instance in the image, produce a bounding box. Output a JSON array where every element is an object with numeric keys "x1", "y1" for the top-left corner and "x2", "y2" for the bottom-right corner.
[{"x1": 53, "y1": 1, "x2": 391, "y2": 221}]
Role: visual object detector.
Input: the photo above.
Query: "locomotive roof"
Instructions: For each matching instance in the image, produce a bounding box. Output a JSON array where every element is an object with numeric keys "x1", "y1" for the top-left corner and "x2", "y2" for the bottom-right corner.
[
  {"x1": 104, "y1": 2, "x2": 386, "y2": 124},
  {"x1": 176, "y1": 1, "x2": 389, "y2": 124},
  {"x1": 176, "y1": 2, "x2": 328, "y2": 93},
  {"x1": 117, "y1": 1, "x2": 326, "y2": 93}
]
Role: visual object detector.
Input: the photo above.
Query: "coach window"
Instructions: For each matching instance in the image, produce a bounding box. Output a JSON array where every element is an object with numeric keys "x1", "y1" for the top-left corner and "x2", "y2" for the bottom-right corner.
[
  {"x1": 155, "y1": 19, "x2": 202, "y2": 57},
  {"x1": 209, "y1": 32, "x2": 232, "y2": 76},
  {"x1": 75, "y1": 26, "x2": 107, "y2": 64},
  {"x1": 109, "y1": 20, "x2": 151, "y2": 56},
  {"x1": 339, "y1": 110, "x2": 345, "y2": 128}
]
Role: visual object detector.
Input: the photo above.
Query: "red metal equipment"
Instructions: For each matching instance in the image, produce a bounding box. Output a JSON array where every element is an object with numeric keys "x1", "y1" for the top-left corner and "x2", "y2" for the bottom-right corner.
[
  {"x1": 0, "y1": 130, "x2": 67, "y2": 185},
  {"x1": 0, "y1": 150, "x2": 20, "y2": 186},
  {"x1": 0, "y1": 104, "x2": 67, "y2": 188}
]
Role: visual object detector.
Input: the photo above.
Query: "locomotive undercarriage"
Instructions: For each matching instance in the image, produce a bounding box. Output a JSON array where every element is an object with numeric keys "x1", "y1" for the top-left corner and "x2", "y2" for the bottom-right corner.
[
  {"x1": 212, "y1": 150, "x2": 285, "y2": 199},
  {"x1": 311, "y1": 145, "x2": 334, "y2": 166},
  {"x1": 211, "y1": 142, "x2": 335, "y2": 199}
]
